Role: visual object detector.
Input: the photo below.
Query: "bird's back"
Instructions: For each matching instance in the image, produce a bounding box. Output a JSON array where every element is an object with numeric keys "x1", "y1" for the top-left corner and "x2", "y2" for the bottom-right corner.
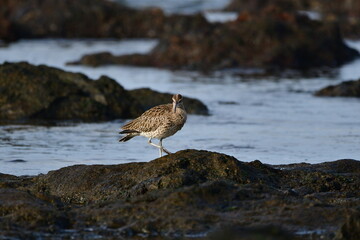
[{"x1": 121, "y1": 103, "x2": 186, "y2": 139}]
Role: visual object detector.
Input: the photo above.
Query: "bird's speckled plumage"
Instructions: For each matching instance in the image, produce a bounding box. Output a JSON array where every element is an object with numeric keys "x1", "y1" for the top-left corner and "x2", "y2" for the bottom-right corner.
[{"x1": 119, "y1": 94, "x2": 187, "y2": 156}]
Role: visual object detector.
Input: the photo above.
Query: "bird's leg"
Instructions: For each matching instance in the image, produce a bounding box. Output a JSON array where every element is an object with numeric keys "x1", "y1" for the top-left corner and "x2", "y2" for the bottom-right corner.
[
  {"x1": 163, "y1": 148, "x2": 171, "y2": 155},
  {"x1": 148, "y1": 138, "x2": 171, "y2": 157},
  {"x1": 148, "y1": 138, "x2": 163, "y2": 157},
  {"x1": 159, "y1": 139, "x2": 163, "y2": 157},
  {"x1": 158, "y1": 139, "x2": 163, "y2": 157},
  {"x1": 160, "y1": 139, "x2": 172, "y2": 155},
  {"x1": 148, "y1": 138, "x2": 161, "y2": 148}
]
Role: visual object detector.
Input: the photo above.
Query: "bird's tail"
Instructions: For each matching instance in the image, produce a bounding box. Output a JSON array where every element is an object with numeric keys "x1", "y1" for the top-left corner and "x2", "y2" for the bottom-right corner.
[
  {"x1": 119, "y1": 129, "x2": 140, "y2": 142},
  {"x1": 119, "y1": 134, "x2": 135, "y2": 142}
]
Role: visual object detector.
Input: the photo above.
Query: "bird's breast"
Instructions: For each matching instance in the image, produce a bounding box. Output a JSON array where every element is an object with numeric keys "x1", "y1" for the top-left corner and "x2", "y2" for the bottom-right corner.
[{"x1": 175, "y1": 108, "x2": 187, "y2": 122}]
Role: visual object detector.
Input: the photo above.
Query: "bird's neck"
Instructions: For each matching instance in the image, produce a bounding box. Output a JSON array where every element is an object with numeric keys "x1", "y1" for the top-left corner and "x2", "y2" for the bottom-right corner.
[{"x1": 172, "y1": 102, "x2": 185, "y2": 113}]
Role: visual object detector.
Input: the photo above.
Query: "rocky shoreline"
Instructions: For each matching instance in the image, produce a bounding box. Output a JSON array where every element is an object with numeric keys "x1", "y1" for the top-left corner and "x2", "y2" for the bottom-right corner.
[
  {"x1": 2, "y1": 0, "x2": 359, "y2": 72},
  {"x1": 67, "y1": 9, "x2": 359, "y2": 72},
  {"x1": 0, "y1": 149, "x2": 359, "y2": 239},
  {"x1": 0, "y1": 0, "x2": 209, "y2": 42}
]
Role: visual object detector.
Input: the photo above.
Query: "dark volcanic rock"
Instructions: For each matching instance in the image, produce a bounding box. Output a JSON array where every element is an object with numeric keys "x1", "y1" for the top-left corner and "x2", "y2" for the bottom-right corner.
[
  {"x1": 276, "y1": 159, "x2": 360, "y2": 195},
  {"x1": 223, "y1": 0, "x2": 307, "y2": 13},
  {"x1": 318, "y1": 0, "x2": 360, "y2": 39},
  {"x1": 0, "y1": 0, "x2": 210, "y2": 42},
  {"x1": 129, "y1": 88, "x2": 209, "y2": 115},
  {"x1": 0, "y1": 62, "x2": 143, "y2": 121},
  {"x1": 0, "y1": 0, "x2": 161, "y2": 40},
  {"x1": 309, "y1": 0, "x2": 360, "y2": 39},
  {"x1": 33, "y1": 150, "x2": 266, "y2": 203},
  {"x1": 69, "y1": 8, "x2": 359, "y2": 71},
  {"x1": 335, "y1": 211, "x2": 360, "y2": 240},
  {"x1": 72, "y1": 181, "x2": 293, "y2": 237},
  {"x1": 208, "y1": 225, "x2": 296, "y2": 240},
  {"x1": 224, "y1": 0, "x2": 360, "y2": 39},
  {"x1": 0, "y1": 188, "x2": 68, "y2": 231},
  {"x1": 315, "y1": 79, "x2": 360, "y2": 97},
  {"x1": 1, "y1": 150, "x2": 360, "y2": 239}
]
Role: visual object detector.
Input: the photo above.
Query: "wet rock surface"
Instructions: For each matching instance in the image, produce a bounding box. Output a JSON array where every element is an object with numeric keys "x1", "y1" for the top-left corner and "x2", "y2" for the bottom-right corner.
[
  {"x1": 315, "y1": 79, "x2": 360, "y2": 97},
  {"x1": 1, "y1": 149, "x2": 359, "y2": 239},
  {"x1": 0, "y1": 62, "x2": 208, "y2": 123},
  {"x1": 69, "y1": 8, "x2": 359, "y2": 71}
]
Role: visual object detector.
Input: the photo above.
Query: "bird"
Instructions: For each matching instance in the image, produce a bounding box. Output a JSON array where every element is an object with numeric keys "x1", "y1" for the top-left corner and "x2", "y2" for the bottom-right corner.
[{"x1": 119, "y1": 94, "x2": 187, "y2": 157}]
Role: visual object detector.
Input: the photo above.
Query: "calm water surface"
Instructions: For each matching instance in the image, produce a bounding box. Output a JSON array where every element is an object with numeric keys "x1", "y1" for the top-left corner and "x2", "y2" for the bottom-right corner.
[
  {"x1": 0, "y1": 39, "x2": 360, "y2": 176},
  {"x1": 119, "y1": 0, "x2": 232, "y2": 14}
]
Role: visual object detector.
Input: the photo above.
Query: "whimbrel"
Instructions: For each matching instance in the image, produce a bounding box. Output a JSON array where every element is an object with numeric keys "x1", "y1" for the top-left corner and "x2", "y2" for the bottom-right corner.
[{"x1": 119, "y1": 94, "x2": 187, "y2": 157}]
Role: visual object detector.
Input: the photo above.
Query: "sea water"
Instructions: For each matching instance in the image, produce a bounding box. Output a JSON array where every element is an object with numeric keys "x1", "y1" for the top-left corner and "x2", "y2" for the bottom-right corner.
[{"x1": 0, "y1": 38, "x2": 359, "y2": 176}]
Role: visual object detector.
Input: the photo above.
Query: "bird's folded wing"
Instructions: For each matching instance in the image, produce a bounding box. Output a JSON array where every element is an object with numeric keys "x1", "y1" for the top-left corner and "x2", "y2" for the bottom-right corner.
[{"x1": 121, "y1": 104, "x2": 172, "y2": 132}]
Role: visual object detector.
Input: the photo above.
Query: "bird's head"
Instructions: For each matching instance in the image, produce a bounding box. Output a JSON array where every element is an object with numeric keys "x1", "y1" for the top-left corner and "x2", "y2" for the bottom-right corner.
[{"x1": 172, "y1": 94, "x2": 184, "y2": 113}]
